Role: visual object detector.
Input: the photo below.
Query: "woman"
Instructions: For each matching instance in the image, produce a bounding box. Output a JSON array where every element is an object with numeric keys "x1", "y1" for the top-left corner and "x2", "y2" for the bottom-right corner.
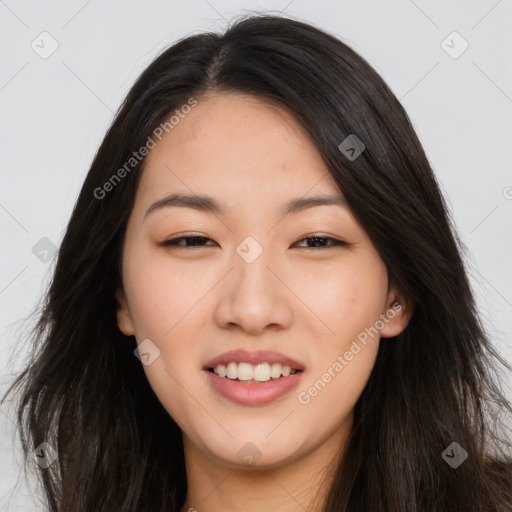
[{"x1": 3, "y1": 13, "x2": 512, "y2": 512}]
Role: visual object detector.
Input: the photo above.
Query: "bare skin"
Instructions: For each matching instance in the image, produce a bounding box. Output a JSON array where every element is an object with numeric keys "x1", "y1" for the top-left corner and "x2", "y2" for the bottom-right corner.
[{"x1": 115, "y1": 92, "x2": 413, "y2": 512}]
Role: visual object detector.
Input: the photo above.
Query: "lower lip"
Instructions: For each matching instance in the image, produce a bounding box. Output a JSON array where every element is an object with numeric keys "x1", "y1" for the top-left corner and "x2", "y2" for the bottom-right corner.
[{"x1": 203, "y1": 369, "x2": 304, "y2": 406}]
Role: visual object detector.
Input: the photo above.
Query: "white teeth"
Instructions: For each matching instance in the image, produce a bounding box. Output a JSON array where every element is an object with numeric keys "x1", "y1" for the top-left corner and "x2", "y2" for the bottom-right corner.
[
  {"x1": 237, "y1": 362, "x2": 254, "y2": 381},
  {"x1": 211, "y1": 362, "x2": 299, "y2": 382},
  {"x1": 227, "y1": 362, "x2": 237, "y2": 379},
  {"x1": 254, "y1": 363, "x2": 270, "y2": 381},
  {"x1": 270, "y1": 363, "x2": 282, "y2": 379}
]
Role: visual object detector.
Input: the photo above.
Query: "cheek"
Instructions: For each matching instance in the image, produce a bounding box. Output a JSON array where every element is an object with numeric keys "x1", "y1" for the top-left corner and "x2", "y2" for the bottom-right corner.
[
  {"x1": 292, "y1": 257, "x2": 388, "y2": 346},
  {"x1": 123, "y1": 249, "x2": 213, "y2": 340},
  {"x1": 123, "y1": 248, "x2": 216, "y2": 396},
  {"x1": 297, "y1": 278, "x2": 384, "y2": 428},
  {"x1": 293, "y1": 254, "x2": 386, "y2": 413},
  {"x1": 123, "y1": 253, "x2": 208, "y2": 428}
]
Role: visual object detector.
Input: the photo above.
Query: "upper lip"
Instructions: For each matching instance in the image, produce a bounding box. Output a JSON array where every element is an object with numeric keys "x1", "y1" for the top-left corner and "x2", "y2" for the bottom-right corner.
[{"x1": 204, "y1": 349, "x2": 305, "y2": 371}]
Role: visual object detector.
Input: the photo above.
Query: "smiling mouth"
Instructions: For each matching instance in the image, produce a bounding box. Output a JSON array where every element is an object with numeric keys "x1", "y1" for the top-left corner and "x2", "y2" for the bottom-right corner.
[
  {"x1": 207, "y1": 369, "x2": 303, "y2": 384},
  {"x1": 206, "y1": 363, "x2": 303, "y2": 384}
]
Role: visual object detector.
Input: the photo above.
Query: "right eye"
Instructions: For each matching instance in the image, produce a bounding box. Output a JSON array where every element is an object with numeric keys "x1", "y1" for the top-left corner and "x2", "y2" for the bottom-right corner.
[{"x1": 160, "y1": 236, "x2": 216, "y2": 248}]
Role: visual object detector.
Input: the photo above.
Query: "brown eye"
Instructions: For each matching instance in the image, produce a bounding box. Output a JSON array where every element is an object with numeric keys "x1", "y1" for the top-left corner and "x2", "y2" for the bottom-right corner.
[
  {"x1": 293, "y1": 236, "x2": 347, "y2": 249},
  {"x1": 161, "y1": 236, "x2": 216, "y2": 248}
]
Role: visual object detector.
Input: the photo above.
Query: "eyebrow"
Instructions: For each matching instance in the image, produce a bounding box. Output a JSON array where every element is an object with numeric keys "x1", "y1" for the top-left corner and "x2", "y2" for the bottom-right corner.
[{"x1": 143, "y1": 192, "x2": 347, "y2": 221}]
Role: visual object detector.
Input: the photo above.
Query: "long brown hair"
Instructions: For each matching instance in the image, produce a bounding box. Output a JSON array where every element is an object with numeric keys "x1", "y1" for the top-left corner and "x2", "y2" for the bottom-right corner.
[{"x1": 3, "y1": 13, "x2": 512, "y2": 511}]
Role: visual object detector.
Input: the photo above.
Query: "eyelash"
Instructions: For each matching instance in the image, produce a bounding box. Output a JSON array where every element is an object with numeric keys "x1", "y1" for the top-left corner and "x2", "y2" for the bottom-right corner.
[{"x1": 160, "y1": 234, "x2": 348, "y2": 250}]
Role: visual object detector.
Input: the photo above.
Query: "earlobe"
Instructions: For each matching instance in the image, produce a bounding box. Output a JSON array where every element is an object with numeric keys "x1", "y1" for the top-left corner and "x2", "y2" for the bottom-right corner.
[
  {"x1": 115, "y1": 287, "x2": 135, "y2": 336},
  {"x1": 379, "y1": 290, "x2": 414, "y2": 339}
]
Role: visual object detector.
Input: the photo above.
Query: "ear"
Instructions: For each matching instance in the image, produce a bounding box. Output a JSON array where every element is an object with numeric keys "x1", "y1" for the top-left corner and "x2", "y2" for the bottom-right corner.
[
  {"x1": 115, "y1": 287, "x2": 135, "y2": 336},
  {"x1": 379, "y1": 285, "x2": 414, "y2": 339}
]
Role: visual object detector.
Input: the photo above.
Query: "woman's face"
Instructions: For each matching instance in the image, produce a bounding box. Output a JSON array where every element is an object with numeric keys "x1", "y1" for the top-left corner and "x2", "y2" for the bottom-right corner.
[{"x1": 116, "y1": 92, "x2": 411, "y2": 470}]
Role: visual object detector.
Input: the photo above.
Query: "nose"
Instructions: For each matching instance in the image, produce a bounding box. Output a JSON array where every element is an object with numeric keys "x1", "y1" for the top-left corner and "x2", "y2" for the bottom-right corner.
[{"x1": 213, "y1": 247, "x2": 294, "y2": 336}]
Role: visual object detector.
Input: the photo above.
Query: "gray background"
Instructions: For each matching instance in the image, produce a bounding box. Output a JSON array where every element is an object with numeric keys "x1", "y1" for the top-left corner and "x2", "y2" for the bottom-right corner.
[{"x1": 1, "y1": 0, "x2": 511, "y2": 509}]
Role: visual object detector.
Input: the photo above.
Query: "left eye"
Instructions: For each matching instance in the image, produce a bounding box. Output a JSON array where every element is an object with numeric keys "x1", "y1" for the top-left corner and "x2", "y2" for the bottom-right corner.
[
  {"x1": 160, "y1": 235, "x2": 347, "y2": 249},
  {"x1": 294, "y1": 236, "x2": 347, "y2": 249}
]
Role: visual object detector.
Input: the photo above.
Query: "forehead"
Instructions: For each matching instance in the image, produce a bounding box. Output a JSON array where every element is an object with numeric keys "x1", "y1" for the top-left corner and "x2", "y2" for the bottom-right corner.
[{"x1": 135, "y1": 92, "x2": 341, "y2": 211}]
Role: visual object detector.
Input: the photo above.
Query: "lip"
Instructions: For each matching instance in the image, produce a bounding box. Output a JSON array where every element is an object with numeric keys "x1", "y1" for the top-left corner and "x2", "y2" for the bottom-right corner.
[
  {"x1": 203, "y1": 349, "x2": 305, "y2": 371},
  {"x1": 203, "y1": 369, "x2": 304, "y2": 406}
]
